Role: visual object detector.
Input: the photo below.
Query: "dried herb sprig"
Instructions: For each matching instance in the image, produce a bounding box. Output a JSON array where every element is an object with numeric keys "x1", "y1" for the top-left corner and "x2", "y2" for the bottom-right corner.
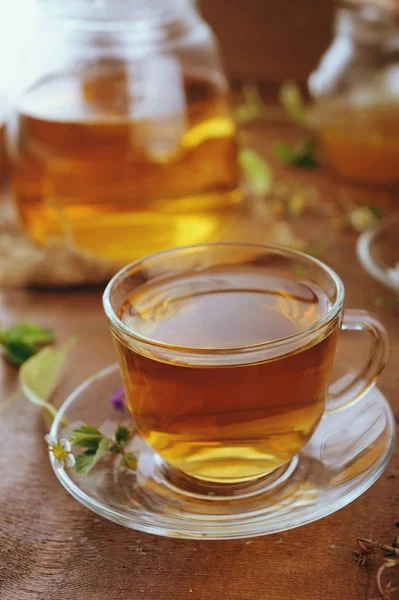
[
  {"x1": 47, "y1": 424, "x2": 137, "y2": 475},
  {"x1": 237, "y1": 80, "x2": 319, "y2": 170},
  {"x1": 355, "y1": 537, "x2": 378, "y2": 566},
  {"x1": 355, "y1": 536, "x2": 399, "y2": 598},
  {"x1": 70, "y1": 424, "x2": 136, "y2": 474},
  {"x1": 0, "y1": 336, "x2": 138, "y2": 476}
]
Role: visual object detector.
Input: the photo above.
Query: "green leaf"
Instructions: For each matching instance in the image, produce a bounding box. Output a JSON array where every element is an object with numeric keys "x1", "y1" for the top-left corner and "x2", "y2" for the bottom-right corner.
[
  {"x1": 0, "y1": 322, "x2": 55, "y2": 366},
  {"x1": 121, "y1": 452, "x2": 138, "y2": 471},
  {"x1": 70, "y1": 425, "x2": 104, "y2": 450},
  {"x1": 3, "y1": 340, "x2": 37, "y2": 367},
  {"x1": 279, "y1": 81, "x2": 307, "y2": 125},
  {"x1": 74, "y1": 437, "x2": 110, "y2": 475},
  {"x1": 275, "y1": 139, "x2": 319, "y2": 168},
  {"x1": 19, "y1": 338, "x2": 75, "y2": 423},
  {"x1": 1, "y1": 322, "x2": 54, "y2": 346},
  {"x1": 239, "y1": 148, "x2": 273, "y2": 197},
  {"x1": 74, "y1": 451, "x2": 96, "y2": 474},
  {"x1": 115, "y1": 426, "x2": 130, "y2": 448}
]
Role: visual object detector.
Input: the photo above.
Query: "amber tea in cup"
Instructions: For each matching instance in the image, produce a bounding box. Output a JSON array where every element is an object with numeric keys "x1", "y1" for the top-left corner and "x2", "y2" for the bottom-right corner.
[
  {"x1": 104, "y1": 244, "x2": 388, "y2": 488},
  {"x1": 117, "y1": 268, "x2": 337, "y2": 482}
]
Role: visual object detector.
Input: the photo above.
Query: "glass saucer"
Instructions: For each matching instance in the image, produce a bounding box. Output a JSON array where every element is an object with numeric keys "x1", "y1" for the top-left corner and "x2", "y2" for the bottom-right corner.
[
  {"x1": 357, "y1": 213, "x2": 399, "y2": 293},
  {"x1": 49, "y1": 362, "x2": 395, "y2": 540}
]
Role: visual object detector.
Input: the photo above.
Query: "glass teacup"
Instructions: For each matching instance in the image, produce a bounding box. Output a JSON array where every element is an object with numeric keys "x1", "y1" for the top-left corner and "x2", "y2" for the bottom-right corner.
[{"x1": 103, "y1": 243, "x2": 389, "y2": 490}]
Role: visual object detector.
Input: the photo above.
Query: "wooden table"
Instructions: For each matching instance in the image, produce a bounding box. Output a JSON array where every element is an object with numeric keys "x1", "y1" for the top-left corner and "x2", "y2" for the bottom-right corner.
[{"x1": 0, "y1": 118, "x2": 398, "y2": 600}]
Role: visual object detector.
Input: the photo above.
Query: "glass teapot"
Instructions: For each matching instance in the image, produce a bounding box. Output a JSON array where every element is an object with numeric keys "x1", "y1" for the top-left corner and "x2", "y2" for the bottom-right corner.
[
  {"x1": 309, "y1": 0, "x2": 399, "y2": 186},
  {"x1": 8, "y1": 0, "x2": 240, "y2": 264}
]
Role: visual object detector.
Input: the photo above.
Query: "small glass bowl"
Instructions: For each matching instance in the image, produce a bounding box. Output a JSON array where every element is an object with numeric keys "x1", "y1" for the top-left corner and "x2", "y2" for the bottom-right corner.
[{"x1": 357, "y1": 213, "x2": 399, "y2": 293}]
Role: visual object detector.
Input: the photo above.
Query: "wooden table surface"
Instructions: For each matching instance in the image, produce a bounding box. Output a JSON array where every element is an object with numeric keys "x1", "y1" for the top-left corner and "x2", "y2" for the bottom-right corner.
[{"x1": 0, "y1": 120, "x2": 398, "y2": 599}]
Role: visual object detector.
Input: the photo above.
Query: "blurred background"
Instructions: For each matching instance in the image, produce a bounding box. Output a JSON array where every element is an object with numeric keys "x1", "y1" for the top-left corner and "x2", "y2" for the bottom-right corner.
[
  {"x1": 0, "y1": 0, "x2": 397, "y2": 290},
  {"x1": 0, "y1": 0, "x2": 334, "y2": 88},
  {"x1": 202, "y1": 0, "x2": 334, "y2": 86}
]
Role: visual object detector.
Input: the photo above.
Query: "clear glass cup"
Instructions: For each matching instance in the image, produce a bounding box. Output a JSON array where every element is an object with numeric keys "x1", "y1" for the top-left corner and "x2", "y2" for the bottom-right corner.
[
  {"x1": 7, "y1": 0, "x2": 240, "y2": 264},
  {"x1": 103, "y1": 243, "x2": 389, "y2": 494},
  {"x1": 309, "y1": 2, "x2": 399, "y2": 185},
  {"x1": 357, "y1": 212, "x2": 399, "y2": 292}
]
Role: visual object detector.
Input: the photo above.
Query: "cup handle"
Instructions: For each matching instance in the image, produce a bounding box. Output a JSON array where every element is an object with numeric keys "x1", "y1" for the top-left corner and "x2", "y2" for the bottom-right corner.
[{"x1": 326, "y1": 309, "x2": 389, "y2": 415}]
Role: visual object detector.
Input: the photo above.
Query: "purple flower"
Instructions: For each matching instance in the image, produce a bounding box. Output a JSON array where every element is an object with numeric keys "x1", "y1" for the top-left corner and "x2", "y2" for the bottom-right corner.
[{"x1": 110, "y1": 387, "x2": 126, "y2": 412}]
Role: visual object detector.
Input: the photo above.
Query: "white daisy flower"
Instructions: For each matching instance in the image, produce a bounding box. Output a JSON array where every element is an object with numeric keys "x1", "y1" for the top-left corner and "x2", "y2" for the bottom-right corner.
[{"x1": 45, "y1": 434, "x2": 76, "y2": 469}]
